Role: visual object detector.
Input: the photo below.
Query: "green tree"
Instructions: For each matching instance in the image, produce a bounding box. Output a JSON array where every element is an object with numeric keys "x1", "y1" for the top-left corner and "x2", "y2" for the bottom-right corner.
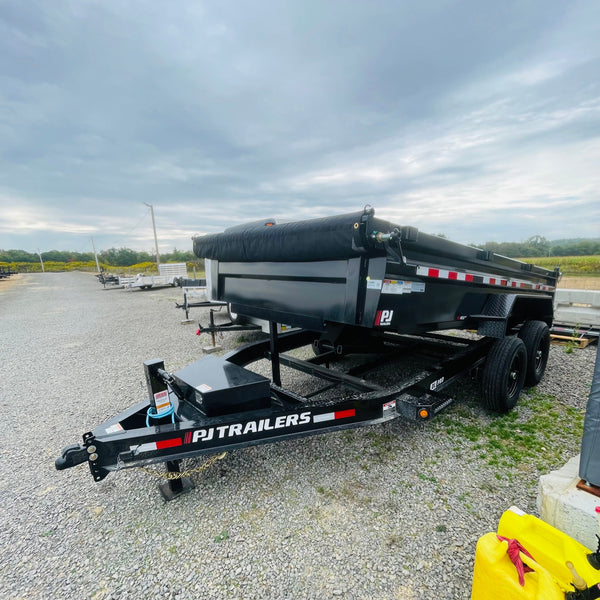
[
  {"x1": 98, "y1": 247, "x2": 141, "y2": 266},
  {"x1": 0, "y1": 249, "x2": 37, "y2": 262},
  {"x1": 526, "y1": 235, "x2": 550, "y2": 257}
]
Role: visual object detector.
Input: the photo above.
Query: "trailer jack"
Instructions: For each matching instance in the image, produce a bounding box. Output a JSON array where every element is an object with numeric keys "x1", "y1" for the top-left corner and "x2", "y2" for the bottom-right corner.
[{"x1": 158, "y1": 460, "x2": 195, "y2": 501}]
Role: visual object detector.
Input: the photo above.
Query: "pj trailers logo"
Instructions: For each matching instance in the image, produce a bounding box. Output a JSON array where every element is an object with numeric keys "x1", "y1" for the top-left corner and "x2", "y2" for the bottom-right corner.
[
  {"x1": 130, "y1": 409, "x2": 356, "y2": 456},
  {"x1": 375, "y1": 309, "x2": 394, "y2": 326}
]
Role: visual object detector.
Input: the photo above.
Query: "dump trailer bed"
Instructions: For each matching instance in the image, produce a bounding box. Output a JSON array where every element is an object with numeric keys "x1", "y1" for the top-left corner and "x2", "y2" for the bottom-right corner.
[{"x1": 193, "y1": 208, "x2": 558, "y2": 346}]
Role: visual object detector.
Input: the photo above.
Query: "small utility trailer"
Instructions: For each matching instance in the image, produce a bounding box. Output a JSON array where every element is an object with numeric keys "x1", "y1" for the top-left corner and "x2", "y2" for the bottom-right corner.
[
  {"x1": 173, "y1": 281, "x2": 239, "y2": 323},
  {"x1": 97, "y1": 263, "x2": 190, "y2": 290},
  {"x1": 127, "y1": 263, "x2": 189, "y2": 290},
  {"x1": 56, "y1": 208, "x2": 559, "y2": 498}
]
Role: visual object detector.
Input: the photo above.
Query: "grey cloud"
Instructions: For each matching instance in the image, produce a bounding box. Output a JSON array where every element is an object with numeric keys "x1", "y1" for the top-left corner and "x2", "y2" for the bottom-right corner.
[{"x1": 0, "y1": 0, "x2": 599, "y2": 252}]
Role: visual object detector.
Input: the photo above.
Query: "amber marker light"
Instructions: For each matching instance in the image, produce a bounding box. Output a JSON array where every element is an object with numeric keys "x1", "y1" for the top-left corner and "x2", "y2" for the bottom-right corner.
[{"x1": 419, "y1": 409, "x2": 429, "y2": 419}]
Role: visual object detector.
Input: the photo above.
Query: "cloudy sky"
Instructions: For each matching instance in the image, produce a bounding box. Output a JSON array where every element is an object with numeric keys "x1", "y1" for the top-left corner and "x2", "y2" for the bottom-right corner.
[{"x1": 1, "y1": 1, "x2": 599, "y2": 255}]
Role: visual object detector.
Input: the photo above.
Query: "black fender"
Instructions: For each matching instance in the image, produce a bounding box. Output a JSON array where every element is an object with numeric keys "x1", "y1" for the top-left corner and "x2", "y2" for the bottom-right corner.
[{"x1": 476, "y1": 294, "x2": 554, "y2": 338}]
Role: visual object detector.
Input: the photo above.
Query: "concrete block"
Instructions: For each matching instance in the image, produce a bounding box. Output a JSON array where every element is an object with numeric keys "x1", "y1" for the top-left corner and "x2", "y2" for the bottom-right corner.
[
  {"x1": 537, "y1": 454, "x2": 600, "y2": 551},
  {"x1": 202, "y1": 345, "x2": 222, "y2": 354}
]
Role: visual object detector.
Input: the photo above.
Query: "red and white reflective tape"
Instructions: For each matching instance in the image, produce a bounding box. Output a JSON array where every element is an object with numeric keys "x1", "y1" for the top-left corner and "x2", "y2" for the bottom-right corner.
[
  {"x1": 131, "y1": 437, "x2": 182, "y2": 455},
  {"x1": 313, "y1": 408, "x2": 356, "y2": 423},
  {"x1": 415, "y1": 266, "x2": 554, "y2": 292}
]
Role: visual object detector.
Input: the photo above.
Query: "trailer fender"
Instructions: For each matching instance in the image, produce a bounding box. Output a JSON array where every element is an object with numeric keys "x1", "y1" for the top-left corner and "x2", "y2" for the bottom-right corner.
[
  {"x1": 475, "y1": 294, "x2": 554, "y2": 338},
  {"x1": 507, "y1": 295, "x2": 554, "y2": 332}
]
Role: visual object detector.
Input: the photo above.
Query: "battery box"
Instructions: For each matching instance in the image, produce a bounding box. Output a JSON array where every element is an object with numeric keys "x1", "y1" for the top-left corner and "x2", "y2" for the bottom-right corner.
[{"x1": 172, "y1": 356, "x2": 271, "y2": 416}]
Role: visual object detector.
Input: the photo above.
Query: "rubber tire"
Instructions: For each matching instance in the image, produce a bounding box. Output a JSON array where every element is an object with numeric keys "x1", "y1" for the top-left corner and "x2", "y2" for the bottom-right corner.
[
  {"x1": 518, "y1": 320, "x2": 550, "y2": 387},
  {"x1": 481, "y1": 336, "x2": 527, "y2": 413}
]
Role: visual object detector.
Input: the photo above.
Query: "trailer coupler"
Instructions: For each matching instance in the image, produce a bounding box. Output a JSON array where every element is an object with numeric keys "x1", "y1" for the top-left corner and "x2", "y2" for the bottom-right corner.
[
  {"x1": 55, "y1": 443, "x2": 88, "y2": 471},
  {"x1": 55, "y1": 437, "x2": 110, "y2": 482}
]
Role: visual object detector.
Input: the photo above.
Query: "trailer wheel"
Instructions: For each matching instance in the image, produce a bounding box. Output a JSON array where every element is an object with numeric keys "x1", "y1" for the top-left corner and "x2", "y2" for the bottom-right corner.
[
  {"x1": 518, "y1": 320, "x2": 550, "y2": 387},
  {"x1": 481, "y1": 336, "x2": 527, "y2": 413}
]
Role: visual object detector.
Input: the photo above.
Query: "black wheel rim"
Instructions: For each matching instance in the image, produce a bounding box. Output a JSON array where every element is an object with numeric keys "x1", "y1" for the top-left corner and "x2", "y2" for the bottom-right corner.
[
  {"x1": 534, "y1": 348, "x2": 543, "y2": 372},
  {"x1": 507, "y1": 351, "x2": 525, "y2": 396},
  {"x1": 534, "y1": 336, "x2": 549, "y2": 375}
]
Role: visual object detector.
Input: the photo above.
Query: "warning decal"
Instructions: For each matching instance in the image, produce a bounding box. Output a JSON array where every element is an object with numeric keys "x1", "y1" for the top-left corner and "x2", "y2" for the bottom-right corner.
[
  {"x1": 105, "y1": 423, "x2": 124, "y2": 435},
  {"x1": 381, "y1": 280, "x2": 426, "y2": 295},
  {"x1": 154, "y1": 390, "x2": 171, "y2": 415}
]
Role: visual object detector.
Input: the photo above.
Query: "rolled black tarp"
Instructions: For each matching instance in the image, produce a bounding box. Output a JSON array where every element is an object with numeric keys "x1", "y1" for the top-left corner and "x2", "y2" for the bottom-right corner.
[
  {"x1": 192, "y1": 210, "x2": 392, "y2": 263},
  {"x1": 579, "y1": 347, "x2": 600, "y2": 486}
]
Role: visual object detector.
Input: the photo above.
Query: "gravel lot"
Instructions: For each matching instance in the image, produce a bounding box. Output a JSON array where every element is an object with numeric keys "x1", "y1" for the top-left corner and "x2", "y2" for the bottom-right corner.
[{"x1": 1, "y1": 271, "x2": 597, "y2": 600}]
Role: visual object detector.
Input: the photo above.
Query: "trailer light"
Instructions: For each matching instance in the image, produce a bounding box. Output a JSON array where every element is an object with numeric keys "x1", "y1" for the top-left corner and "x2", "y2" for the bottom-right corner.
[
  {"x1": 419, "y1": 409, "x2": 429, "y2": 419},
  {"x1": 87, "y1": 445, "x2": 96, "y2": 454},
  {"x1": 89, "y1": 453, "x2": 98, "y2": 461}
]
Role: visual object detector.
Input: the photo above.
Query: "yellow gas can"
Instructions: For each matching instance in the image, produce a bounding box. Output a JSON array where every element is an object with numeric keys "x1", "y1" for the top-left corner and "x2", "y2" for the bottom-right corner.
[
  {"x1": 498, "y1": 506, "x2": 600, "y2": 589},
  {"x1": 471, "y1": 532, "x2": 567, "y2": 599},
  {"x1": 471, "y1": 506, "x2": 600, "y2": 599}
]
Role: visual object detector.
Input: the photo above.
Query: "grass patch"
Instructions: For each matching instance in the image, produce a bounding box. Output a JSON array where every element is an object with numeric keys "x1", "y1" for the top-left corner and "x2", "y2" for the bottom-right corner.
[
  {"x1": 434, "y1": 391, "x2": 583, "y2": 474},
  {"x1": 365, "y1": 429, "x2": 397, "y2": 457},
  {"x1": 214, "y1": 529, "x2": 229, "y2": 543}
]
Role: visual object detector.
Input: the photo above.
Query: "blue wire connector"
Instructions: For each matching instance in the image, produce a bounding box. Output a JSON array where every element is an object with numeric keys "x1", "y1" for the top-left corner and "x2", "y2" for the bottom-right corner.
[{"x1": 146, "y1": 404, "x2": 175, "y2": 427}]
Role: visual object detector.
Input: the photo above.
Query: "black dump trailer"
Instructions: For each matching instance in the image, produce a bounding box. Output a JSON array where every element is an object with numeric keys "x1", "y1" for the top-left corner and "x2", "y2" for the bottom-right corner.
[{"x1": 56, "y1": 208, "x2": 559, "y2": 498}]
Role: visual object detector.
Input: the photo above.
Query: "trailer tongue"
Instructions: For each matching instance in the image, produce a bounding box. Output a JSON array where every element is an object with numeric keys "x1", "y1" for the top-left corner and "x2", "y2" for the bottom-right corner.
[{"x1": 56, "y1": 207, "x2": 559, "y2": 498}]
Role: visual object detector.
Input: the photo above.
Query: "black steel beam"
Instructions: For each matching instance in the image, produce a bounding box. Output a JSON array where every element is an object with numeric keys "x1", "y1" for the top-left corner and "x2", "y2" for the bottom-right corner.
[{"x1": 275, "y1": 353, "x2": 383, "y2": 392}]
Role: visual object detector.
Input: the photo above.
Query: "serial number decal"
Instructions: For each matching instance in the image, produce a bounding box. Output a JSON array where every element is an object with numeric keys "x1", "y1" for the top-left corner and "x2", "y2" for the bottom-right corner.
[{"x1": 366, "y1": 278, "x2": 383, "y2": 290}]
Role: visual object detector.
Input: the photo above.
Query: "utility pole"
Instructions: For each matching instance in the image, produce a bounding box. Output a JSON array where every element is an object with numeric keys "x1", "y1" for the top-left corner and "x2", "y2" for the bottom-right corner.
[
  {"x1": 143, "y1": 202, "x2": 160, "y2": 268},
  {"x1": 37, "y1": 249, "x2": 45, "y2": 273},
  {"x1": 90, "y1": 237, "x2": 101, "y2": 273}
]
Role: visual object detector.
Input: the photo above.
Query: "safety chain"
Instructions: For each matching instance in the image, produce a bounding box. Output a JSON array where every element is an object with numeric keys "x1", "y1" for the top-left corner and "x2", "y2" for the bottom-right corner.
[{"x1": 135, "y1": 452, "x2": 227, "y2": 480}]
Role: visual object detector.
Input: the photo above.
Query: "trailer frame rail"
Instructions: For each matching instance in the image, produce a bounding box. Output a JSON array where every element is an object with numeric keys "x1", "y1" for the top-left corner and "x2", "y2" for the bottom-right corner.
[{"x1": 56, "y1": 326, "x2": 495, "y2": 486}]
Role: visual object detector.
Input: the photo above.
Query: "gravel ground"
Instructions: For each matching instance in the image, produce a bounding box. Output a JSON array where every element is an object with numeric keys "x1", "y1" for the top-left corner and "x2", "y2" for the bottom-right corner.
[{"x1": 0, "y1": 272, "x2": 597, "y2": 600}]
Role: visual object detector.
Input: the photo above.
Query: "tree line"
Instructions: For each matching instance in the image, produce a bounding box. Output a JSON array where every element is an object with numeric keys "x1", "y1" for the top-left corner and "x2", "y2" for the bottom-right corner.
[
  {"x1": 1, "y1": 237, "x2": 598, "y2": 266},
  {"x1": 476, "y1": 236, "x2": 600, "y2": 258},
  {"x1": 0, "y1": 247, "x2": 198, "y2": 266}
]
